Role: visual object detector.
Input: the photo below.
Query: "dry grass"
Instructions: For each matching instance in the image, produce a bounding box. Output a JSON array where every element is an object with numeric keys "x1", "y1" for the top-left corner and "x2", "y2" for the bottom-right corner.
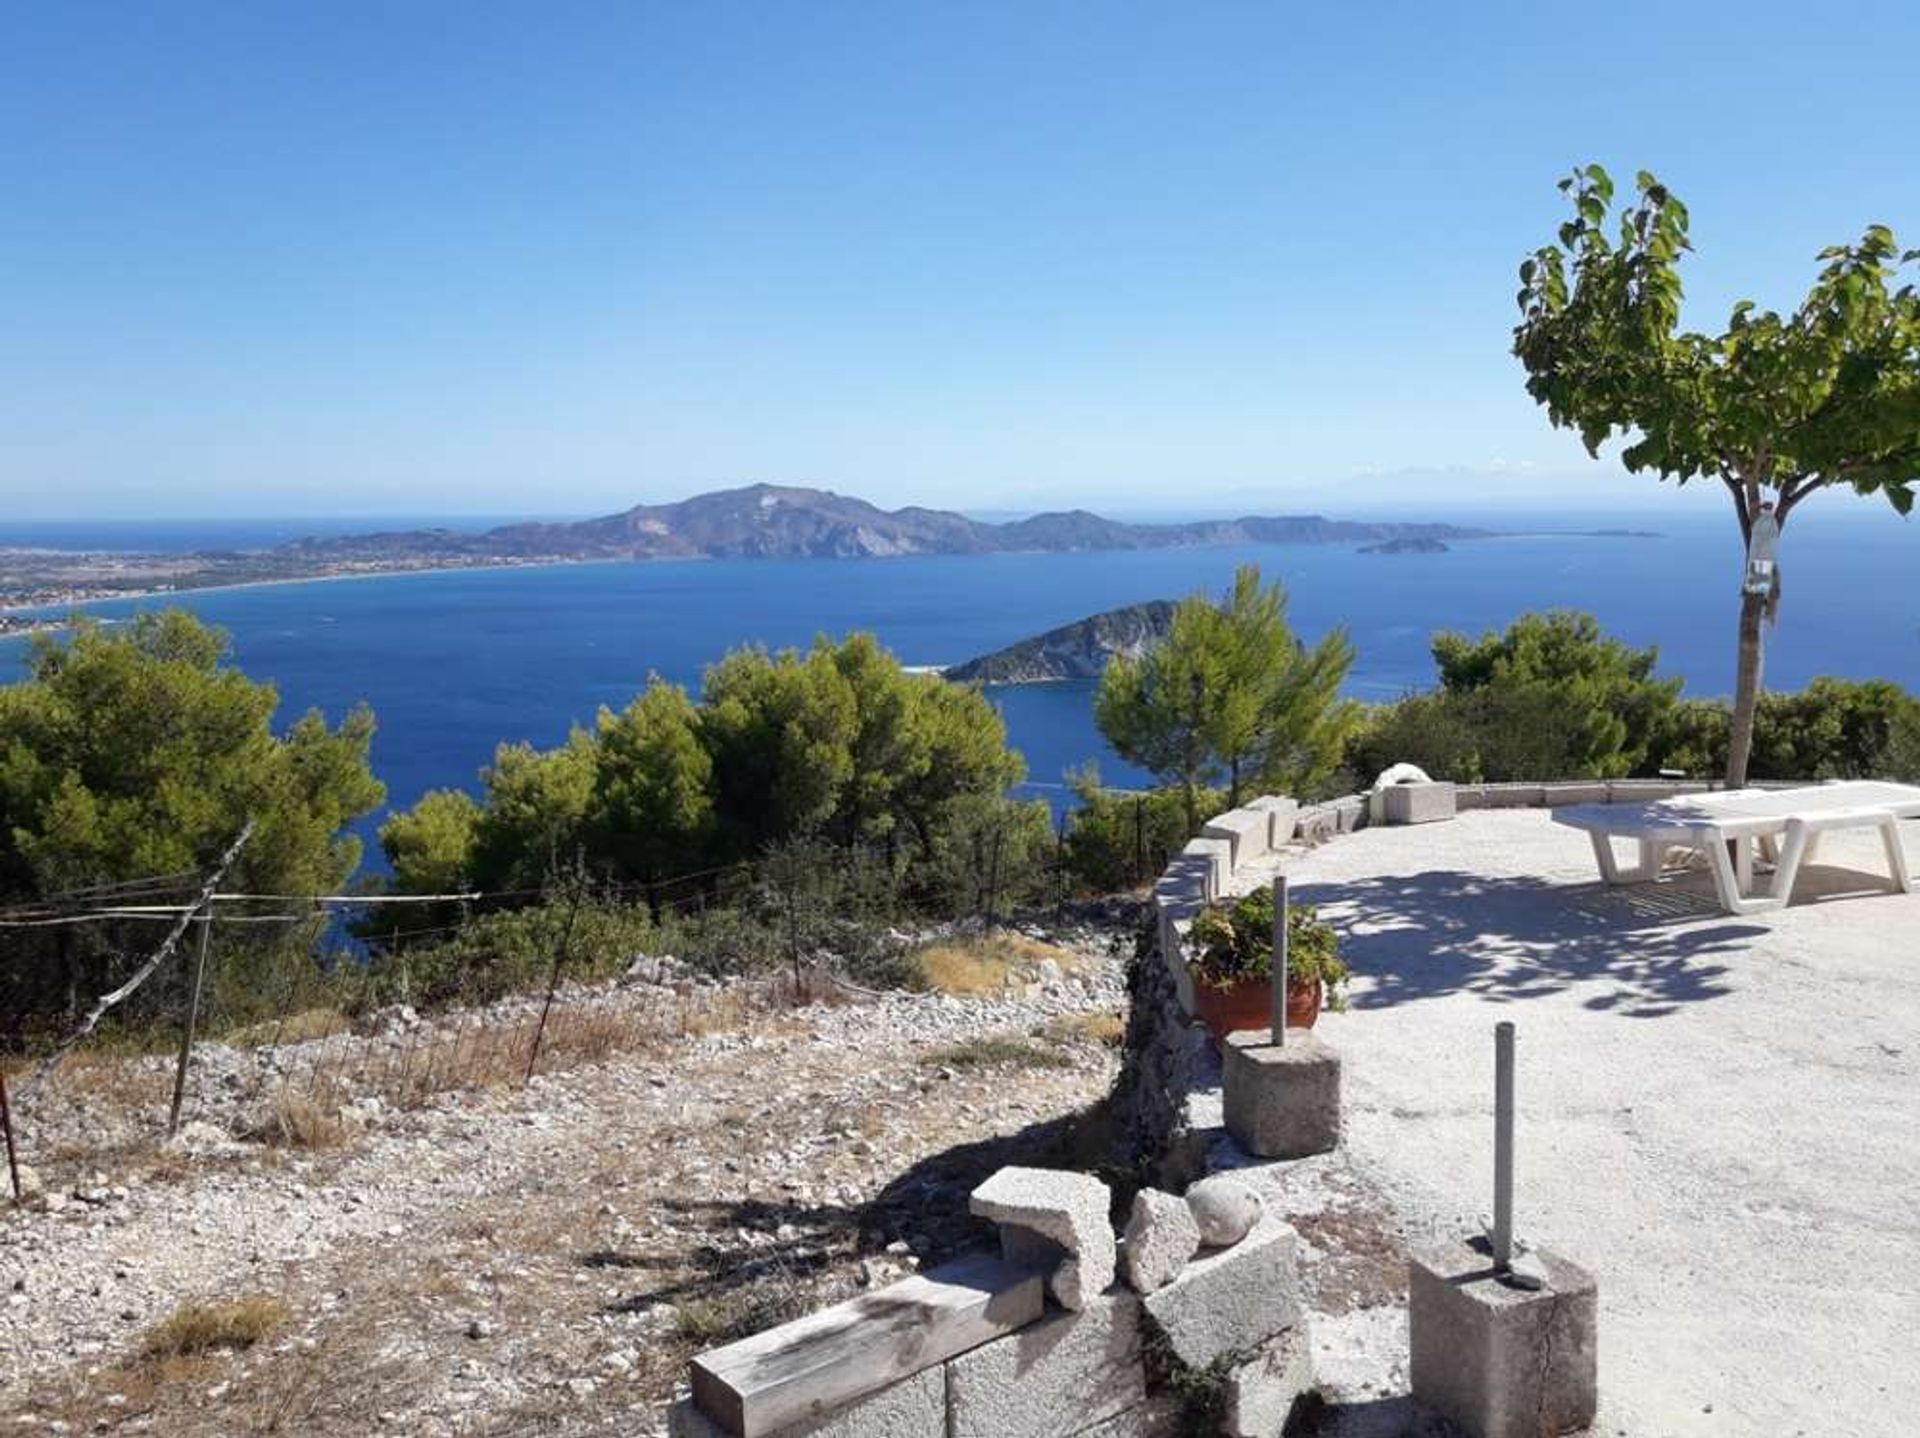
[
  {"x1": 911, "y1": 933, "x2": 1097, "y2": 996},
  {"x1": 250, "y1": 1091, "x2": 345, "y2": 1150},
  {"x1": 1043, "y1": 1010, "x2": 1127, "y2": 1048},
  {"x1": 140, "y1": 1294, "x2": 290, "y2": 1360},
  {"x1": 226, "y1": 1006, "x2": 350, "y2": 1048}
]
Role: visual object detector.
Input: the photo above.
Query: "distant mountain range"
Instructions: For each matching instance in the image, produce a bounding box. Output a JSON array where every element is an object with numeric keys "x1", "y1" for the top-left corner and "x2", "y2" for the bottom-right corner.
[{"x1": 277, "y1": 484, "x2": 1498, "y2": 562}]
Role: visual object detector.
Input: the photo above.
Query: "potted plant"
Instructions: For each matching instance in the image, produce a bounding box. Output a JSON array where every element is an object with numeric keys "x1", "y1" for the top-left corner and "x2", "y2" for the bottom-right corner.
[{"x1": 1186, "y1": 887, "x2": 1348, "y2": 1041}]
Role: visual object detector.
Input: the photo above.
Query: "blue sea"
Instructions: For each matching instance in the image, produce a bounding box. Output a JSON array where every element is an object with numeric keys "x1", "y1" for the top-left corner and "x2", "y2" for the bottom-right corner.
[{"x1": 5, "y1": 506, "x2": 1917, "y2": 869}]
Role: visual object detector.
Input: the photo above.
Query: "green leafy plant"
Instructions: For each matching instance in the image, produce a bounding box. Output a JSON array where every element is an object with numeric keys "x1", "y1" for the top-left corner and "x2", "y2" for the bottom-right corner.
[
  {"x1": 1514, "y1": 166, "x2": 1918, "y2": 787},
  {"x1": 1187, "y1": 887, "x2": 1347, "y2": 1007}
]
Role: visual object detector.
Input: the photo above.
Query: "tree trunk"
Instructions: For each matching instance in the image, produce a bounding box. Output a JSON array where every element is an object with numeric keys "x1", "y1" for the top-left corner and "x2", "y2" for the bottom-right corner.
[{"x1": 1726, "y1": 588, "x2": 1767, "y2": 788}]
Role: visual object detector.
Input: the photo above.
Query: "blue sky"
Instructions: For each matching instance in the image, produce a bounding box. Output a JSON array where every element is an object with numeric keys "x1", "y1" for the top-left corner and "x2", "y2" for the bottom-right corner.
[{"x1": 2, "y1": 3, "x2": 1915, "y2": 520}]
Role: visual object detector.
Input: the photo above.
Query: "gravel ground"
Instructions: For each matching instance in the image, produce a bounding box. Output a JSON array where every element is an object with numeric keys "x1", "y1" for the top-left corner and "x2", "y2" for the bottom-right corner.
[
  {"x1": 1, "y1": 929, "x2": 1132, "y2": 1434},
  {"x1": 1241, "y1": 809, "x2": 1920, "y2": 1438}
]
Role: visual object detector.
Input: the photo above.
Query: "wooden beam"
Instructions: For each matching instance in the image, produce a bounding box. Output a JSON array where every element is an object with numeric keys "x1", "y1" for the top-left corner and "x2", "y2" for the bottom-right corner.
[{"x1": 688, "y1": 1251, "x2": 1045, "y2": 1437}]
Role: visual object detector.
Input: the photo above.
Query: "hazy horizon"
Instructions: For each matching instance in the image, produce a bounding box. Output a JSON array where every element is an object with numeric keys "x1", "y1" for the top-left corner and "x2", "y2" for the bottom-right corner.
[{"x1": 4, "y1": 6, "x2": 1915, "y2": 522}]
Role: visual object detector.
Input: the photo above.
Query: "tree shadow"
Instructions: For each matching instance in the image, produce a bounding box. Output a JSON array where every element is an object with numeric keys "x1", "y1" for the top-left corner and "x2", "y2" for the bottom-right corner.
[
  {"x1": 589, "y1": 1103, "x2": 1112, "y2": 1314},
  {"x1": 1295, "y1": 868, "x2": 1781, "y2": 1018}
]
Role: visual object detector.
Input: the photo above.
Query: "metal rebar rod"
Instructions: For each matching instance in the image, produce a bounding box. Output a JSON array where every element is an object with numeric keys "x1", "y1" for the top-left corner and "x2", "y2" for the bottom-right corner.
[
  {"x1": 1493, "y1": 1020, "x2": 1516, "y2": 1269},
  {"x1": 1270, "y1": 873, "x2": 1290, "y2": 1047}
]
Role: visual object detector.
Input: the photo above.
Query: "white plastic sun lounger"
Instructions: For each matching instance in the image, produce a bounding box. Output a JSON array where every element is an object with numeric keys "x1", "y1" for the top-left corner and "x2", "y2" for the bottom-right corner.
[{"x1": 1552, "y1": 781, "x2": 1920, "y2": 915}]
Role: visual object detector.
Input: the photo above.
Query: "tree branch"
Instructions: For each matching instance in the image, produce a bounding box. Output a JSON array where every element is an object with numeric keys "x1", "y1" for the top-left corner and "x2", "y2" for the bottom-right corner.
[{"x1": 1723, "y1": 472, "x2": 1752, "y2": 541}]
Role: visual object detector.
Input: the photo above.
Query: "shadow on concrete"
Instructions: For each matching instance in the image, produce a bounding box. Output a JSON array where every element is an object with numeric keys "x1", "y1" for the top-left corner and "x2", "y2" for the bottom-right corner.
[{"x1": 1294, "y1": 869, "x2": 1773, "y2": 1018}]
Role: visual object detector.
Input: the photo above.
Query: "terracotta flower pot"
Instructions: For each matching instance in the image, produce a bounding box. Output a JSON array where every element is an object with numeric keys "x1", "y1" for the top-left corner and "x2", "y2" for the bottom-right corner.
[{"x1": 1192, "y1": 975, "x2": 1323, "y2": 1043}]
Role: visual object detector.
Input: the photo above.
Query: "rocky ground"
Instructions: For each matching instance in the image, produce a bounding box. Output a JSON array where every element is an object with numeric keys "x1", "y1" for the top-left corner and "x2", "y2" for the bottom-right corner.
[{"x1": 2, "y1": 923, "x2": 1134, "y2": 1436}]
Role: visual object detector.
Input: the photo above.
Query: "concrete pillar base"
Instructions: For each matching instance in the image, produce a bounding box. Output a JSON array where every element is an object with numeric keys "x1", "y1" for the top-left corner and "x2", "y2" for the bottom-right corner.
[
  {"x1": 1408, "y1": 1235, "x2": 1598, "y2": 1438},
  {"x1": 1221, "y1": 1030, "x2": 1341, "y2": 1158}
]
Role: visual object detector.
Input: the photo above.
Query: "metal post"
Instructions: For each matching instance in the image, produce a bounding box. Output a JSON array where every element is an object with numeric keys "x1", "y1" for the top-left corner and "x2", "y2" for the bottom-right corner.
[
  {"x1": 0, "y1": 1065, "x2": 22, "y2": 1203},
  {"x1": 1270, "y1": 874, "x2": 1289, "y2": 1047},
  {"x1": 167, "y1": 903, "x2": 215, "y2": 1138},
  {"x1": 1492, "y1": 1020, "x2": 1515, "y2": 1270}
]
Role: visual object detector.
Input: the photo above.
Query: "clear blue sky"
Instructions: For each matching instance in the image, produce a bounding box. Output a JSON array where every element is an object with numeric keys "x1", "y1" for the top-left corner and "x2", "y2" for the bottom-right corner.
[{"x1": 2, "y1": 3, "x2": 1914, "y2": 520}]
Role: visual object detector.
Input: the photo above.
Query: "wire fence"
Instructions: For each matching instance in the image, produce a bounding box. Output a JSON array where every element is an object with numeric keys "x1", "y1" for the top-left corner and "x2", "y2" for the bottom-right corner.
[{"x1": 0, "y1": 808, "x2": 1162, "y2": 1195}]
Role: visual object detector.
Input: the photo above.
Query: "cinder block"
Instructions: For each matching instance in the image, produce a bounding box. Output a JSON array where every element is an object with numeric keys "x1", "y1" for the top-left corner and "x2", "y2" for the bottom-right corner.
[
  {"x1": 1221, "y1": 1031, "x2": 1341, "y2": 1159},
  {"x1": 1202, "y1": 808, "x2": 1271, "y2": 870},
  {"x1": 1142, "y1": 1213, "x2": 1301, "y2": 1370},
  {"x1": 1246, "y1": 795, "x2": 1299, "y2": 851},
  {"x1": 666, "y1": 1366, "x2": 944, "y2": 1438},
  {"x1": 1540, "y1": 782, "x2": 1608, "y2": 806},
  {"x1": 1224, "y1": 1322, "x2": 1315, "y2": 1437},
  {"x1": 1604, "y1": 779, "x2": 1678, "y2": 803},
  {"x1": 947, "y1": 1290, "x2": 1146, "y2": 1438},
  {"x1": 1180, "y1": 837, "x2": 1233, "y2": 900},
  {"x1": 971, "y1": 1167, "x2": 1116, "y2": 1312},
  {"x1": 1160, "y1": 918, "x2": 1197, "y2": 1014},
  {"x1": 1408, "y1": 1236, "x2": 1598, "y2": 1438},
  {"x1": 1381, "y1": 782, "x2": 1457, "y2": 825},
  {"x1": 1474, "y1": 783, "x2": 1546, "y2": 808},
  {"x1": 1294, "y1": 804, "x2": 1339, "y2": 843}
]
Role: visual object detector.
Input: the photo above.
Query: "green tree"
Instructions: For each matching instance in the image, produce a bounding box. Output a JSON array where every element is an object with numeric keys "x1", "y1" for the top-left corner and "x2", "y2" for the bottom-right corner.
[
  {"x1": 0, "y1": 611, "x2": 384, "y2": 1026},
  {"x1": 699, "y1": 641, "x2": 857, "y2": 853},
  {"x1": 589, "y1": 679, "x2": 716, "y2": 895},
  {"x1": 467, "y1": 732, "x2": 597, "y2": 891},
  {"x1": 1096, "y1": 565, "x2": 1355, "y2": 827},
  {"x1": 1429, "y1": 610, "x2": 1680, "y2": 778},
  {"x1": 1515, "y1": 166, "x2": 1918, "y2": 785}
]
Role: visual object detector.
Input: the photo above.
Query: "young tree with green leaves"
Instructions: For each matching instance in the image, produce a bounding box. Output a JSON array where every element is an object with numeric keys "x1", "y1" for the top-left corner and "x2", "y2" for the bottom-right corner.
[
  {"x1": 588, "y1": 679, "x2": 716, "y2": 900},
  {"x1": 1095, "y1": 564, "x2": 1356, "y2": 828},
  {"x1": 1514, "y1": 166, "x2": 1918, "y2": 785}
]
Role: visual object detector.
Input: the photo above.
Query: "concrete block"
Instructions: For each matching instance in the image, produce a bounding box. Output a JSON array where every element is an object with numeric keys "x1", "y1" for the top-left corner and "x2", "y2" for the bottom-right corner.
[
  {"x1": 1604, "y1": 778, "x2": 1678, "y2": 803},
  {"x1": 1123, "y1": 1188, "x2": 1200, "y2": 1294},
  {"x1": 1294, "y1": 804, "x2": 1339, "y2": 843},
  {"x1": 947, "y1": 1290, "x2": 1146, "y2": 1438},
  {"x1": 1202, "y1": 807, "x2": 1271, "y2": 870},
  {"x1": 1474, "y1": 783, "x2": 1546, "y2": 808},
  {"x1": 1408, "y1": 1236, "x2": 1598, "y2": 1438},
  {"x1": 1380, "y1": 782, "x2": 1457, "y2": 825},
  {"x1": 667, "y1": 1367, "x2": 944, "y2": 1438},
  {"x1": 1541, "y1": 781, "x2": 1608, "y2": 806},
  {"x1": 971, "y1": 1166, "x2": 1116, "y2": 1312},
  {"x1": 1452, "y1": 784, "x2": 1489, "y2": 810},
  {"x1": 1184, "y1": 1175, "x2": 1263, "y2": 1248},
  {"x1": 1246, "y1": 795, "x2": 1299, "y2": 851},
  {"x1": 1150, "y1": 859, "x2": 1209, "y2": 906},
  {"x1": 1222, "y1": 1030, "x2": 1342, "y2": 1159},
  {"x1": 1332, "y1": 795, "x2": 1367, "y2": 832},
  {"x1": 1160, "y1": 919, "x2": 1196, "y2": 1014},
  {"x1": 1181, "y1": 836, "x2": 1233, "y2": 900},
  {"x1": 1068, "y1": 1395, "x2": 1188, "y2": 1437},
  {"x1": 1142, "y1": 1213, "x2": 1301, "y2": 1370},
  {"x1": 1224, "y1": 1322, "x2": 1315, "y2": 1437}
]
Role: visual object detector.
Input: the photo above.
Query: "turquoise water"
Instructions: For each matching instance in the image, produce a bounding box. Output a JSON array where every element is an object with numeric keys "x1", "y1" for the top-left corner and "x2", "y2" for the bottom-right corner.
[{"x1": 5, "y1": 507, "x2": 1917, "y2": 867}]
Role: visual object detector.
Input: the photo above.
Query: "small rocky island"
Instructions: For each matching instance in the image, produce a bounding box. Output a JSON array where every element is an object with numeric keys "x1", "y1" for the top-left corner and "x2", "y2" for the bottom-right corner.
[
  {"x1": 1358, "y1": 536, "x2": 1449, "y2": 555},
  {"x1": 944, "y1": 600, "x2": 1175, "y2": 683}
]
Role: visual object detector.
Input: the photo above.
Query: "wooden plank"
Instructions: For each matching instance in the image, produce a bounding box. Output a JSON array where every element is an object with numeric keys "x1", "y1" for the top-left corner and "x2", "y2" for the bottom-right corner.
[{"x1": 689, "y1": 1251, "x2": 1045, "y2": 1438}]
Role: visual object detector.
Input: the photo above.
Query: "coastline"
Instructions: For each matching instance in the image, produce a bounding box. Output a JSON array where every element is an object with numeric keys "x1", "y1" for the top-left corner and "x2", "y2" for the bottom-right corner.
[{"x1": 0, "y1": 527, "x2": 1672, "y2": 620}]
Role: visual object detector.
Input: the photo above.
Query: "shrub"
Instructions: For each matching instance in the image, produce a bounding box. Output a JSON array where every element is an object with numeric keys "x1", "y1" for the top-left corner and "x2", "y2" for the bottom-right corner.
[
  {"x1": 1061, "y1": 769, "x2": 1220, "y2": 893},
  {"x1": 141, "y1": 1295, "x2": 290, "y2": 1360}
]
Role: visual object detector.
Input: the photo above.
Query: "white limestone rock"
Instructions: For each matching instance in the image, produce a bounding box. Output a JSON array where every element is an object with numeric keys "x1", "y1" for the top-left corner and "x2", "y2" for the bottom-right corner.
[{"x1": 1185, "y1": 1175, "x2": 1263, "y2": 1248}]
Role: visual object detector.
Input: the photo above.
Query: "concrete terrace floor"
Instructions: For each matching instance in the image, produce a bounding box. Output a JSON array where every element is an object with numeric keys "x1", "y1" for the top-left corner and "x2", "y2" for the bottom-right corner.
[{"x1": 1250, "y1": 808, "x2": 1919, "y2": 1438}]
